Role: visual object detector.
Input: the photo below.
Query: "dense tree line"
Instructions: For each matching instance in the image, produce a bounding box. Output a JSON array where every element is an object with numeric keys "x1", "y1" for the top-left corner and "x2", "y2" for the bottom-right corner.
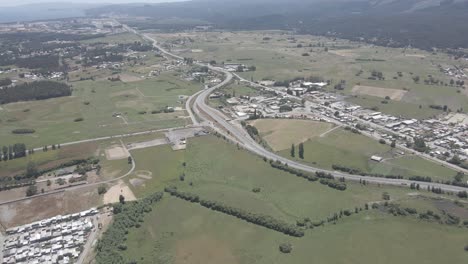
[
  {"x1": 165, "y1": 186, "x2": 304, "y2": 237},
  {"x1": 332, "y1": 164, "x2": 404, "y2": 180},
  {"x1": 0, "y1": 80, "x2": 71, "y2": 104},
  {"x1": 95, "y1": 192, "x2": 164, "y2": 264},
  {"x1": 11, "y1": 129, "x2": 36, "y2": 134},
  {"x1": 15, "y1": 55, "x2": 61, "y2": 71},
  {"x1": 270, "y1": 161, "x2": 346, "y2": 191}
]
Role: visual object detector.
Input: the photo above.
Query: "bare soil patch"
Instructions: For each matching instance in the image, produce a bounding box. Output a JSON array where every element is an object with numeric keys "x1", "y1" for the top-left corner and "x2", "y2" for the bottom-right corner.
[
  {"x1": 175, "y1": 235, "x2": 238, "y2": 264},
  {"x1": 251, "y1": 119, "x2": 334, "y2": 151},
  {"x1": 103, "y1": 180, "x2": 136, "y2": 204},
  {"x1": 351, "y1": 85, "x2": 407, "y2": 101},
  {"x1": 405, "y1": 54, "x2": 426, "y2": 58},
  {"x1": 129, "y1": 178, "x2": 146, "y2": 187},
  {"x1": 329, "y1": 49, "x2": 356, "y2": 57},
  {"x1": 136, "y1": 170, "x2": 153, "y2": 180},
  {"x1": 0, "y1": 186, "x2": 101, "y2": 228},
  {"x1": 105, "y1": 145, "x2": 130, "y2": 160}
]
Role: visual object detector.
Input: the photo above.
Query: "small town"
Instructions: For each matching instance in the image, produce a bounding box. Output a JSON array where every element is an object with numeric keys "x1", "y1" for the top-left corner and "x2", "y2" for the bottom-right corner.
[{"x1": 2, "y1": 209, "x2": 99, "y2": 264}]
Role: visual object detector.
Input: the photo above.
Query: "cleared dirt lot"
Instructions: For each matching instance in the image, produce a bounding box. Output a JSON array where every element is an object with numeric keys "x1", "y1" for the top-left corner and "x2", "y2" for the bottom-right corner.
[
  {"x1": 351, "y1": 85, "x2": 407, "y2": 101},
  {"x1": 0, "y1": 186, "x2": 100, "y2": 228},
  {"x1": 105, "y1": 145, "x2": 130, "y2": 160},
  {"x1": 103, "y1": 180, "x2": 136, "y2": 204},
  {"x1": 251, "y1": 119, "x2": 334, "y2": 151}
]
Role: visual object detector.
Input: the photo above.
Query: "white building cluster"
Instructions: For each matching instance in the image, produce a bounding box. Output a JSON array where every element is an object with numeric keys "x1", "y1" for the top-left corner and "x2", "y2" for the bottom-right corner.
[{"x1": 2, "y1": 209, "x2": 98, "y2": 264}]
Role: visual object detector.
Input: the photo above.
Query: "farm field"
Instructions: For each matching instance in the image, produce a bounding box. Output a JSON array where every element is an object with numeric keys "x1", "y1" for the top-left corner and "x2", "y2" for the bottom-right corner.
[
  {"x1": 0, "y1": 72, "x2": 199, "y2": 148},
  {"x1": 151, "y1": 31, "x2": 468, "y2": 117},
  {"x1": 250, "y1": 119, "x2": 334, "y2": 151},
  {"x1": 116, "y1": 136, "x2": 468, "y2": 264}
]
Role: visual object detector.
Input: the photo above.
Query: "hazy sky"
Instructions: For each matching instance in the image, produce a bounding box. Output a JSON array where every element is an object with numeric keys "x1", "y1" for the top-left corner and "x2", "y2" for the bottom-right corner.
[{"x1": 0, "y1": 0, "x2": 183, "y2": 7}]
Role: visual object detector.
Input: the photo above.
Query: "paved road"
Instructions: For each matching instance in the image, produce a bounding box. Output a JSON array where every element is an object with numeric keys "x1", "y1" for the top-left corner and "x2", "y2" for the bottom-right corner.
[{"x1": 134, "y1": 29, "x2": 468, "y2": 193}]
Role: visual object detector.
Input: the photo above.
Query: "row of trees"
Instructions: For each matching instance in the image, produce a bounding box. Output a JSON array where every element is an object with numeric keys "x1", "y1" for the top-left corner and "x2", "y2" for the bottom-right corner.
[
  {"x1": 290, "y1": 143, "x2": 304, "y2": 159},
  {"x1": 269, "y1": 160, "x2": 346, "y2": 191},
  {"x1": 0, "y1": 80, "x2": 71, "y2": 104},
  {"x1": 164, "y1": 186, "x2": 304, "y2": 237},
  {"x1": 331, "y1": 164, "x2": 404, "y2": 180},
  {"x1": 95, "y1": 192, "x2": 164, "y2": 264},
  {"x1": 1, "y1": 143, "x2": 27, "y2": 160}
]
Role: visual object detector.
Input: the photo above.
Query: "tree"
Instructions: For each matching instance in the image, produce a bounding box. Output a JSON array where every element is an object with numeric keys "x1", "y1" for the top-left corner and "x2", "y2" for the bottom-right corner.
[
  {"x1": 98, "y1": 185, "x2": 107, "y2": 195},
  {"x1": 279, "y1": 243, "x2": 292, "y2": 253},
  {"x1": 119, "y1": 194, "x2": 125, "y2": 204},
  {"x1": 290, "y1": 144, "x2": 295, "y2": 158},
  {"x1": 390, "y1": 140, "x2": 396, "y2": 148},
  {"x1": 413, "y1": 137, "x2": 427, "y2": 152},
  {"x1": 26, "y1": 162, "x2": 38, "y2": 178},
  {"x1": 382, "y1": 192, "x2": 390, "y2": 201},
  {"x1": 128, "y1": 156, "x2": 132, "y2": 164},
  {"x1": 298, "y1": 143, "x2": 304, "y2": 159},
  {"x1": 26, "y1": 185, "x2": 38, "y2": 197}
]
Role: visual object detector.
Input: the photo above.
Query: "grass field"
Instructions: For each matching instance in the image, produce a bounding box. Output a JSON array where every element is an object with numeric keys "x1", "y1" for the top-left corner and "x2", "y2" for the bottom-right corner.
[
  {"x1": 250, "y1": 119, "x2": 334, "y2": 151},
  {"x1": 150, "y1": 31, "x2": 468, "y2": 117},
  {"x1": 119, "y1": 135, "x2": 468, "y2": 264},
  {"x1": 123, "y1": 197, "x2": 468, "y2": 264},
  {"x1": 0, "y1": 72, "x2": 199, "y2": 148},
  {"x1": 261, "y1": 124, "x2": 459, "y2": 182}
]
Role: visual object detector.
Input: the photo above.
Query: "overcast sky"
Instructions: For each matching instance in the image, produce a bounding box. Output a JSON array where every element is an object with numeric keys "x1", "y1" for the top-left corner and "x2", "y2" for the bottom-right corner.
[{"x1": 0, "y1": 0, "x2": 183, "y2": 7}]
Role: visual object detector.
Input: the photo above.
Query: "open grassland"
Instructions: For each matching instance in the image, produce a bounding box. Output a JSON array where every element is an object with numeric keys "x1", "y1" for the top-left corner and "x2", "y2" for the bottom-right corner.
[
  {"x1": 123, "y1": 197, "x2": 468, "y2": 264},
  {"x1": 126, "y1": 144, "x2": 185, "y2": 198},
  {"x1": 267, "y1": 126, "x2": 458, "y2": 182},
  {"x1": 250, "y1": 119, "x2": 334, "y2": 151},
  {"x1": 0, "y1": 72, "x2": 199, "y2": 147},
  {"x1": 150, "y1": 31, "x2": 468, "y2": 117},
  {"x1": 347, "y1": 95, "x2": 443, "y2": 119},
  {"x1": 119, "y1": 135, "x2": 468, "y2": 264}
]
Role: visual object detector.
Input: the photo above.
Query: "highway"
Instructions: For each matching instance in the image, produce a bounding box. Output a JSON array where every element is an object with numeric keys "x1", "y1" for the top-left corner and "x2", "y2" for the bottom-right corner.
[{"x1": 134, "y1": 28, "x2": 468, "y2": 193}]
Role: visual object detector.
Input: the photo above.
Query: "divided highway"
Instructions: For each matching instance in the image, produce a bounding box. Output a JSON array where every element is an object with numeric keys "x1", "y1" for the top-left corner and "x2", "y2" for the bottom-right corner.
[{"x1": 130, "y1": 26, "x2": 468, "y2": 193}]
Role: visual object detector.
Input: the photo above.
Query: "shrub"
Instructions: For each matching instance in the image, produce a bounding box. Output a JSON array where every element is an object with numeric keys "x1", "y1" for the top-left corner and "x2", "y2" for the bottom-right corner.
[
  {"x1": 279, "y1": 243, "x2": 292, "y2": 253},
  {"x1": 26, "y1": 185, "x2": 38, "y2": 197},
  {"x1": 252, "y1": 187, "x2": 261, "y2": 193},
  {"x1": 98, "y1": 185, "x2": 107, "y2": 195}
]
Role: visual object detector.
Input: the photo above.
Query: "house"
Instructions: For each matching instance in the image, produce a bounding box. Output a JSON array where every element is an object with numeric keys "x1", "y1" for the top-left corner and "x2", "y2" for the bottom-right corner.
[{"x1": 370, "y1": 155, "x2": 383, "y2": 162}]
